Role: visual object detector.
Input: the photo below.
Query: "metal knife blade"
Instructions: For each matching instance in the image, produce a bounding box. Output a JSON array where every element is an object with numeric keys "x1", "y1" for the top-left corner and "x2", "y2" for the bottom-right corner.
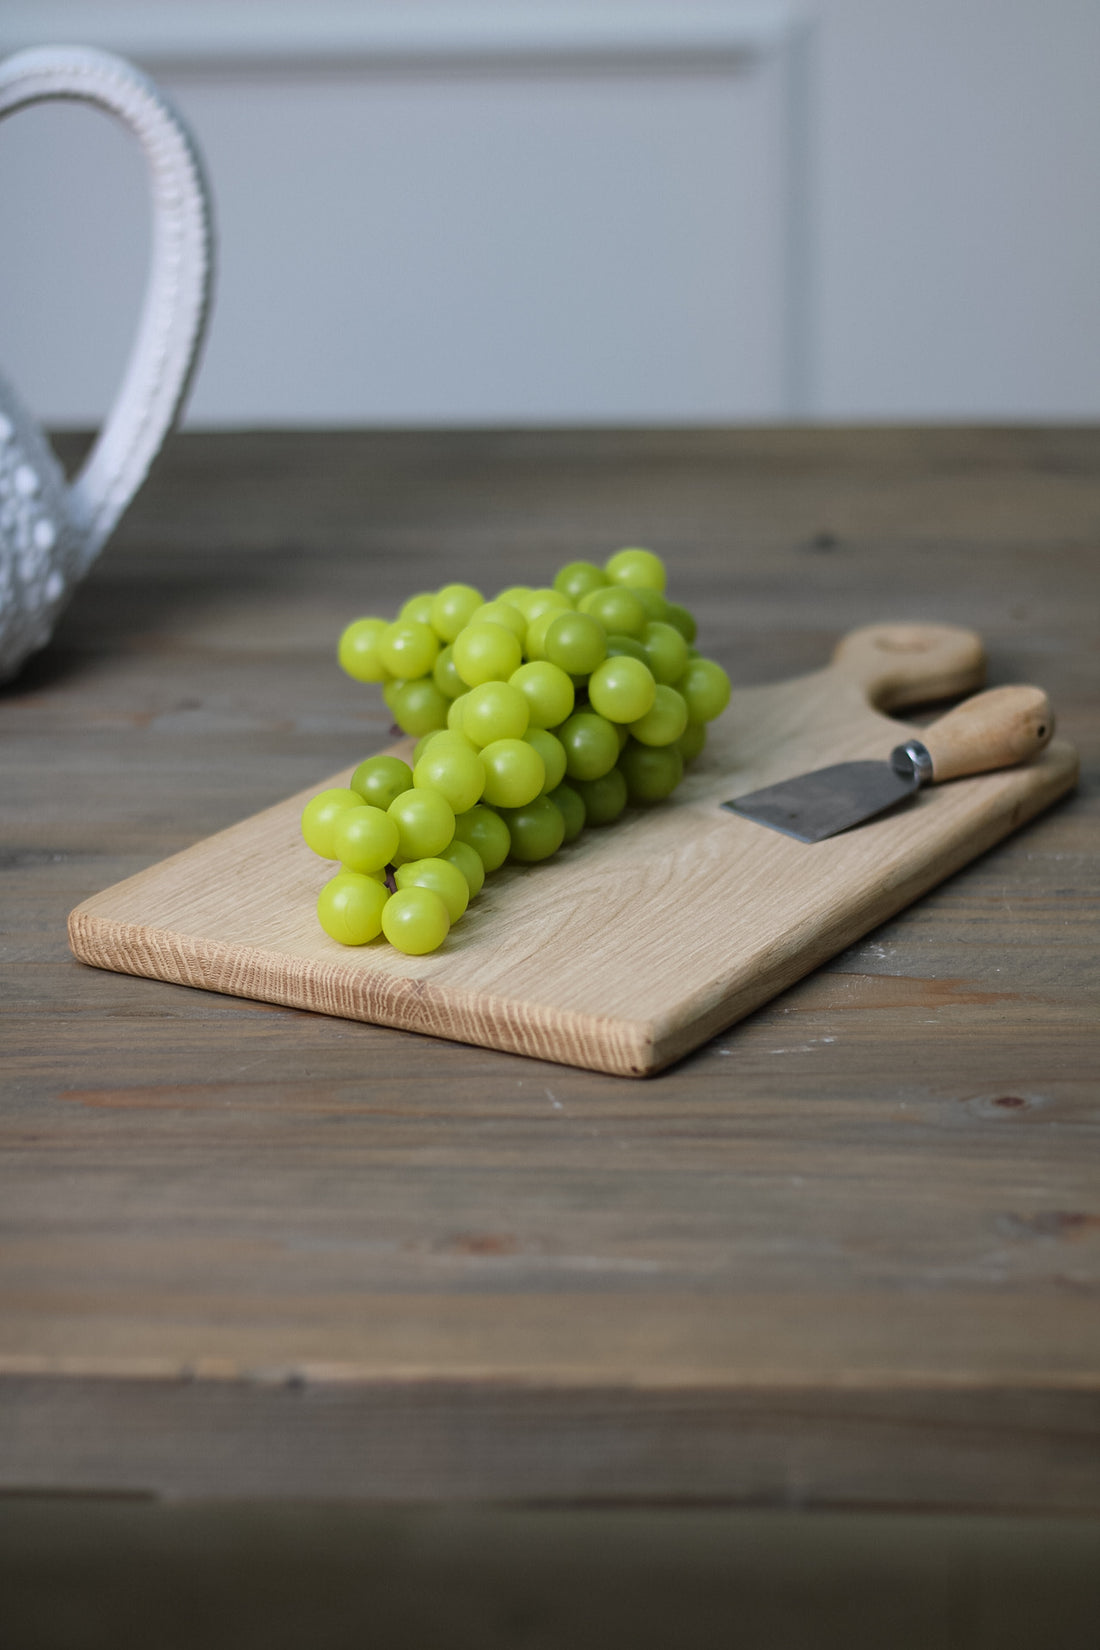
[{"x1": 722, "y1": 743, "x2": 932, "y2": 843}]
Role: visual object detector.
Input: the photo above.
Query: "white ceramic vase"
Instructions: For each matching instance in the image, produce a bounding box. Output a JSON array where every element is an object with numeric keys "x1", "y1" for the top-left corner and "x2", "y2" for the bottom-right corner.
[{"x1": 0, "y1": 44, "x2": 214, "y2": 682}]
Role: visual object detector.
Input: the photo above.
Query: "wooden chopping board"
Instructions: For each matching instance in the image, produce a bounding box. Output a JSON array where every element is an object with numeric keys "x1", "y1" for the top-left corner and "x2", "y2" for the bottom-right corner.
[{"x1": 68, "y1": 623, "x2": 1078, "y2": 1077}]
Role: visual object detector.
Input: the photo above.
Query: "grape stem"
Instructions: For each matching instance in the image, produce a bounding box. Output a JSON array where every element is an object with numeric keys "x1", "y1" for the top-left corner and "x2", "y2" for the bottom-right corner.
[{"x1": 384, "y1": 864, "x2": 398, "y2": 894}]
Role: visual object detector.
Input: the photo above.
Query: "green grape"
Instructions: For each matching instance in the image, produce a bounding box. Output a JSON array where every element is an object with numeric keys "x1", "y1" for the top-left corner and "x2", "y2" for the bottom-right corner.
[
  {"x1": 521, "y1": 609, "x2": 556, "y2": 662},
  {"x1": 382, "y1": 677, "x2": 403, "y2": 715},
  {"x1": 461, "y1": 680, "x2": 530, "y2": 747},
  {"x1": 380, "y1": 619, "x2": 440, "y2": 680},
  {"x1": 395, "y1": 857, "x2": 470, "y2": 923},
  {"x1": 677, "y1": 656, "x2": 731, "y2": 722},
  {"x1": 604, "y1": 547, "x2": 667, "y2": 592},
  {"x1": 418, "y1": 729, "x2": 479, "y2": 758},
  {"x1": 617, "y1": 739, "x2": 684, "y2": 803},
  {"x1": 317, "y1": 871, "x2": 390, "y2": 946},
  {"x1": 500, "y1": 796, "x2": 566, "y2": 862},
  {"x1": 439, "y1": 837, "x2": 486, "y2": 899},
  {"x1": 480, "y1": 737, "x2": 545, "y2": 808},
  {"x1": 447, "y1": 691, "x2": 471, "y2": 732},
  {"x1": 301, "y1": 788, "x2": 365, "y2": 859},
  {"x1": 432, "y1": 644, "x2": 465, "y2": 699},
  {"x1": 604, "y1": 632, "x2": 648, "y2": 664},
  {"x1": 577, "y1": 585, "x2": 647, "y2": 638},
  {"x1": 412, "y1": 729, "x2": 444, "y2": 765},
  {"x1": 413, "y1": 736, "x2": 485, "y2": 814},
  {"x1": 630, "y1": 684, "x2": 689, "y2": 747},
  {"x1": 553, "y1": 560, "x2": 608, "y2": 602},
  {"x1": 509, "y1": 660, "x2": 575, "y2": 728},
  {"x1": 389, "y1": 676, "x2": 450, "y2": 737},
  {"x1": 331, "y1": 804, "x2": 401, "y2": 873},
  {"x1": 630, "y1": 587, "x2": 670, "y2": 623},
  {"x1": 381, "y1": 886, "x2": 451, "y2": 955},
  {"x1": 543, "y1": 611, "x2": 607, "y2": 676},
  {"x1": 676, "y1": 720, "x2": 707, "y2": 763},
  {"x1": 548, "y1": 782, "x2": 586, "y2": 842},
  {"x1": 453, "y1": 804, "x2": 510, "y2": 871},
  {"x1": 452, "y1": 621, "x2": 523, "y2": 687},
  {"x1": 524, "y1": 727, "x2": 567, "y2": 793},
  {"x1": 516, "y1": 587, "x2": 572, "y2": 624},
  {"x1": 388, "y1": 788, "x2": 456, "y2": 859},
  {"x1": 495, "y1": 585, "x2": 532, "y2": 609},
  {"x1": 574, "y1": 768, "x2": 628, "y2": 826},
  {"x1": 664, "y1": 601, "x2": 697, "y2": 644},
  {"x1": 338, "y1": 617, "x2": 389, "y2": 682},
  {"x1": 640, "y1": 620, "x2": 689, "y2": 686},
  {"x1": 351, "y1": 755, "x2": 414, "y2": 809},
  {"x1": 470, "y1": 600, "x2": 526, "y2": 641},
  {"x1": 399, "y1": 592, "x2": 437, "y2": 626},
  {"x1": 587, "y1": 655, "x2": 656, "y2": 723},
  {"x1": 558, "y1": 711, "x2": 620, "y2": 781},
  {"x1": 430, "y1": 582, "x2": 483, "y2": 642}
]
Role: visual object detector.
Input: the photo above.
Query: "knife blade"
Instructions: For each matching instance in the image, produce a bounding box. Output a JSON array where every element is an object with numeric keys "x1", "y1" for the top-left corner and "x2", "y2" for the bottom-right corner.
[{"x1": 722, "y1": 684, "x2": 1054, "y2": 843}]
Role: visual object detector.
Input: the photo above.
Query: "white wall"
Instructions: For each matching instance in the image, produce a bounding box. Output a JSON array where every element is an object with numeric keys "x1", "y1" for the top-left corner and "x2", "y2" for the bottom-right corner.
[
  {"x1": 816, "y1": 0, "x2": 1100, "y2": 421},
  {"x1": 1, "y1": 2, "x2": 1098, "y2": 427}
]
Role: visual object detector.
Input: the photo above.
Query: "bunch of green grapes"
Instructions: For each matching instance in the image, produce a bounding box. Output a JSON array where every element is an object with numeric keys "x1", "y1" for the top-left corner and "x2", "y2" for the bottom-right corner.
[{"x1": 301, "y1": 548, "x2": 730, "y2": 955}]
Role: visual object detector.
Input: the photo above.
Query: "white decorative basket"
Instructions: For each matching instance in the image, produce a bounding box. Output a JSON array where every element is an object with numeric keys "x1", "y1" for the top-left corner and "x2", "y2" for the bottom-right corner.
[{"x1": 0, "y1": 44, "x2": 214, "y2": 681}]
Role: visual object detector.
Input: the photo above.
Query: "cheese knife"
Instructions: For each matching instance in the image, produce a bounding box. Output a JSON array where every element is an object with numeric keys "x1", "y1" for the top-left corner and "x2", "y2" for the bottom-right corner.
[{"x1": 722, "y1": 684, "x2": 1054, "y2": 843}]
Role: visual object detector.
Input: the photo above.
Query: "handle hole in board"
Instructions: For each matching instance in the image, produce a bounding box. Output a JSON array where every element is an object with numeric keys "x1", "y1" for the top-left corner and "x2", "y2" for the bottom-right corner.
[
  {"x1": 881, "y1": 693, "x2": 961, "y2": 728},
  {"x1": 872, "y1": 636, "x2": 937, "y2": 654}
]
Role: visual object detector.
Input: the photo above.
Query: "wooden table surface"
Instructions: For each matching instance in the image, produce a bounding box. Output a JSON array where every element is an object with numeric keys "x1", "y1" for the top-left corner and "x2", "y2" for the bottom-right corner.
[{"x1": 2, "y1": 427, "x2": 1098, "y2": 1513}]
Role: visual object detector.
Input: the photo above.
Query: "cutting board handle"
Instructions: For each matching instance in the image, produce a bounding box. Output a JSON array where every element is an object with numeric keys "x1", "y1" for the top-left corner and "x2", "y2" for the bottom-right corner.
[{"x1": 831, "y1": 623, "x2": 987, "y2": 711}]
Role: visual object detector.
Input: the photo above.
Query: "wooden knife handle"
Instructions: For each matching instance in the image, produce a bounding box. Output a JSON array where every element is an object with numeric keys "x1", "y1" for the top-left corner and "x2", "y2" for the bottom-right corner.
[{"x1": 921, "y1": 685, "x2": 1054, "y2": 782}]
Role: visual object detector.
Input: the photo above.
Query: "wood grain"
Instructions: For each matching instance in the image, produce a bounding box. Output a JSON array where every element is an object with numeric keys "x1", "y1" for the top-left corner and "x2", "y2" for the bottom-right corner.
[
  {"x1": 2, "y1": 428, "x2": 1098, "y2": 1511},
  {"x1": 66, "y1": 624, "x2": 1077, "y2": 1075}
]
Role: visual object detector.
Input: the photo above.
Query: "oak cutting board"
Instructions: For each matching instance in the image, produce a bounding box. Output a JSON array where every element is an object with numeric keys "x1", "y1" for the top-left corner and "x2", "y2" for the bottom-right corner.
[{"x1": 68, "y1": 624, "x2": 1078, "y2": 1076}]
